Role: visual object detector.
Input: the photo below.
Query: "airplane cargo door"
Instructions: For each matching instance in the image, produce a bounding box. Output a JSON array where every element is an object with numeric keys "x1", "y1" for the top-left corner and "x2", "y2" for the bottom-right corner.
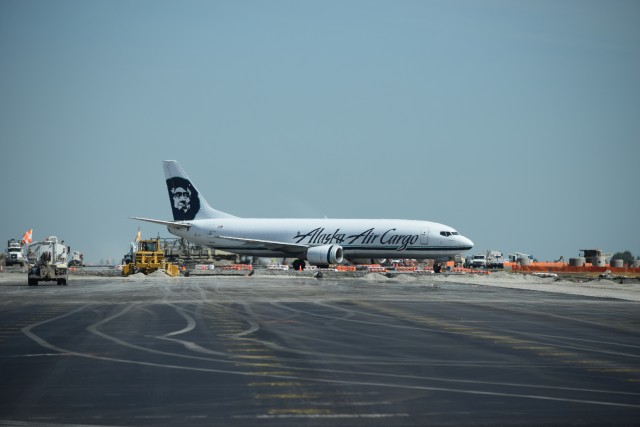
[{"x1": 420, "y1": 231, "x2": 428, "y2": 245}]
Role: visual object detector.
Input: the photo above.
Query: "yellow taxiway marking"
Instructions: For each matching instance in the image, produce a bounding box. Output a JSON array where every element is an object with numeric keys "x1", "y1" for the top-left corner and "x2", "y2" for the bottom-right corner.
[
  {"x1": 602, "y1": 368, "x2": 640, "y2": 374},
  {"x1": 234, "y1": 363, "x2": 281, "y2": 368},
  {"x1": 267, "y1": 409, "x2": 332, "y2": 415},
  {"x1": 255, "y1": 393, "x2": 318, "y2": 399},
  {"x1": 248, "y1": 371, "x2": 293, "y2": 376},
  {"x1": 514, "y1": 347, "x2": 551, "y2": 353},
  {"x1": 232, "y1": 355, "x2": 275, "y2": 360},
  {"x1": 248, "y1": 382, "x2": 305, "y2": 387}
]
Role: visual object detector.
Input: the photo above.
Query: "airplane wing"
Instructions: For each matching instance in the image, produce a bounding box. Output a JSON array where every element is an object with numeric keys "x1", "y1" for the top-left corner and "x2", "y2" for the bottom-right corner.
[
  {"x1": 218, "y1": 235, "x2": 308, "y2": 255},
  {"x1": 130, "y1": 217, "x2": 191, "y2": 230}
]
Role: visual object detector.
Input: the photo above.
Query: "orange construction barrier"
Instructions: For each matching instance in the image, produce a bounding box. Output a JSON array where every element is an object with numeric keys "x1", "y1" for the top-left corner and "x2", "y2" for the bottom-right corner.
[
  {"x1": 364, "y1": 265, "x2": 388, "y2": 273},
  {"x1": 512, "y1": 264, "x2": 640, "y2": 275},
  {"x1": 222, "y1": 264, "x2": 253, "y2": 271}
]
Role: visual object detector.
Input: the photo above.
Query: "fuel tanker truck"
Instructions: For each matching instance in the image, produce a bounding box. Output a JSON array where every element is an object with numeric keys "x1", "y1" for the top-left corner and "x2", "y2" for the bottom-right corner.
[{"x1": 26, "y1": 236, "x2": 68, "y2": 286}]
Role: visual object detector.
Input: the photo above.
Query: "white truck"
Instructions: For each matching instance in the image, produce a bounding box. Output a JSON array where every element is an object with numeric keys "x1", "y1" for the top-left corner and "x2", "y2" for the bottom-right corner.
[
  {"x1": 470, "y1": 254, "x2": 487, "y2": 269},
  {"x1": 486, "y1": 250, "x2": 504, "y2": 269},
  {"x1": 68, "y1": 250, "x2": 84, "y2": 267},
  {"x1": 26, "y1": 236, "x2": 68, "y2": 286},
  {"x1": 508, "y1": 253, "x2": 533, "y2": 263},
  {"x1": 6, "y1": 239, "x2": 25, "y2": 267}
]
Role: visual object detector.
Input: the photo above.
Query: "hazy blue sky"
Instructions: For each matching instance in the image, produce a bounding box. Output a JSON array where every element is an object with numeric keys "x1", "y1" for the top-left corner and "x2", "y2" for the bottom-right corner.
[{"x1": 2, "y1": 0, "x2": 639, "y2": 264}]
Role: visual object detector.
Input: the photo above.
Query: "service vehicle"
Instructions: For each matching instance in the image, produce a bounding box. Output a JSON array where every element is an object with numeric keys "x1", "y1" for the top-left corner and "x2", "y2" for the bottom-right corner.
[
  {"x1": 68, "y1": 250, "x2": 84, "y2": 267},
  {"x1": 27, "y1": 236, "x2": 68, "y2": 286},
  {"x1": 5, "y1": 239, "x2": 25, "y2": 266},
  {"x1": 470, "y1": 254, "x2": 487, "y2": 269},
  {"x1": 486, "y1": 250, "x2": 504, "y2": 269},
  {"x1": 122, "y1": 238, "x2": 179, "y2": 276},
  {"x1": 508, "y1": 253, "x2": 533, "y2": 263}
]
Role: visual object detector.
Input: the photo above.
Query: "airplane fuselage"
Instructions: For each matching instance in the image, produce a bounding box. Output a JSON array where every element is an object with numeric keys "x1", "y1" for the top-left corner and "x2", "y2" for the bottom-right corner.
[{"x1": 167, "y1": 218, "x2": 472, "y2": 260}]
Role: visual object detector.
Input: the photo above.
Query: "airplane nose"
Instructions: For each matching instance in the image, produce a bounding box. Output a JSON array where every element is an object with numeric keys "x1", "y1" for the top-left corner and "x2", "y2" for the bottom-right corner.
[{"x1": 461, "y1": 235, "x2": 474, "y2": 249}]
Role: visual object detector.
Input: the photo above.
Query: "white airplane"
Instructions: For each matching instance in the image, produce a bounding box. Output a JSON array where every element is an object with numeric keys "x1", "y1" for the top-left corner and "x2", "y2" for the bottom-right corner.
[{"x1": 132, "y1": 160, "x2": 473, "y2": 269}]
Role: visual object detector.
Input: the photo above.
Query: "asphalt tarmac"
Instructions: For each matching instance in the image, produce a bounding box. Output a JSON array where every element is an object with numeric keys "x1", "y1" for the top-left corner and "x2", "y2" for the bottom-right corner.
[{"x1": 1, "y1": 273, "x2": 639, "y2": 426}]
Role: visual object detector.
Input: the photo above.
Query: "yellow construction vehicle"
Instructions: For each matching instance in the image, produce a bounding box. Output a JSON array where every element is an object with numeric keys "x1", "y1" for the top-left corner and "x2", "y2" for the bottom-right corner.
[{"x1": 122, "y1": 238, "x2": 179, "y2": 277}]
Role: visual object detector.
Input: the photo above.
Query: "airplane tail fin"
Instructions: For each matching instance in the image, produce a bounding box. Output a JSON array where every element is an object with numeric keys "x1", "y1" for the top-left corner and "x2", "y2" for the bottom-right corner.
[{"x1": 163, "y1": 160, "x2": 236, "y2": 220}]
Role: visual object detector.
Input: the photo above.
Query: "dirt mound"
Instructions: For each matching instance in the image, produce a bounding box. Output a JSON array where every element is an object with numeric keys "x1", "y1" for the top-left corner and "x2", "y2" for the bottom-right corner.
[{"x1": 359, "y1": 273, "x2": 388, "y2": 282}]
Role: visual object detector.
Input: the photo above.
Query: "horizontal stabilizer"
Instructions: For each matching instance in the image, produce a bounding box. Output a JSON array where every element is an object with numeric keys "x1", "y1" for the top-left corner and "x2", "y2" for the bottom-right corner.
[{"x1": 130, "y1": 217, "x2": 191, "y2": 229}]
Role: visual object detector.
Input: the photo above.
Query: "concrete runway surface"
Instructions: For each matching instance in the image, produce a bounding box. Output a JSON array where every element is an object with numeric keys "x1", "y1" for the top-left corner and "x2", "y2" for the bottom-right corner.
[{"x1": 0, "y1": 273, "x2": 639, "y2": 426}]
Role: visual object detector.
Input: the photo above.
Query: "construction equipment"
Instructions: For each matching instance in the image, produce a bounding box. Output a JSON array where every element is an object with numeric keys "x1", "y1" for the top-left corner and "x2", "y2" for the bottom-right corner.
[{"x1": 122, "y1": 238, "x2": 179, "y2": 277}]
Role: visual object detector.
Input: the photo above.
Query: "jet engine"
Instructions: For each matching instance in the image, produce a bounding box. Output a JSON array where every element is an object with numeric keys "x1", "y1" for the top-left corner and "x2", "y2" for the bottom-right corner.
[{"x1": 307, "y1": 245, "x2": 344, "y2": 265}]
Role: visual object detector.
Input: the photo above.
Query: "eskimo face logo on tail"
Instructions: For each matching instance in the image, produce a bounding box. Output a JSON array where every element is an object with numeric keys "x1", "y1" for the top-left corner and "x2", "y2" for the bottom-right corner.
[{"x1": 166, "y1": 177, "x2": 200, "y2": 220}]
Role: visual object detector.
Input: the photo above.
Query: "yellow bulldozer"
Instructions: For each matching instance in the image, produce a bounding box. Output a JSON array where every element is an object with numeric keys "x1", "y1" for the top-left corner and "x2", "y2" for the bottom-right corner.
[{"x1": 122, "y1": 238, "x2": 180, "y2": 277}]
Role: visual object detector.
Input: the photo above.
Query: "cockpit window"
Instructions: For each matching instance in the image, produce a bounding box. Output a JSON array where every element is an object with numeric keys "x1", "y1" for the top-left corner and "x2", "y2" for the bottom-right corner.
[{"x1": 440, "y1": 231, "x2": 457, "y2": 237}]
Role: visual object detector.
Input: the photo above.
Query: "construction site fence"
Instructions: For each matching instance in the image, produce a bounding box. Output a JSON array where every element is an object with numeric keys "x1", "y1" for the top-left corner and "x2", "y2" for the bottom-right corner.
[
  {"x1": 194, "y1": 264, "x2": 253, "y2": 271},
  {"x1": 512, "y1": 264, "x2": 640, "y2": 274},
  {"x1": 357, "y1": 264, "x2": 388, "y2": 273},
  {"x1": 222, "y1": 264, "x2": 254, "y2": 271},
  {"x1": 449, "y1": 267, "x2": 491, "y2": 274}
]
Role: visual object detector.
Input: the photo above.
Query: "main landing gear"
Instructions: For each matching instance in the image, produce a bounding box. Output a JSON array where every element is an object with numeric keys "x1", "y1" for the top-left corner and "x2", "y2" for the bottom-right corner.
[{"x1": 292, "y1": 259, "x2": 306, "y2": 271}]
